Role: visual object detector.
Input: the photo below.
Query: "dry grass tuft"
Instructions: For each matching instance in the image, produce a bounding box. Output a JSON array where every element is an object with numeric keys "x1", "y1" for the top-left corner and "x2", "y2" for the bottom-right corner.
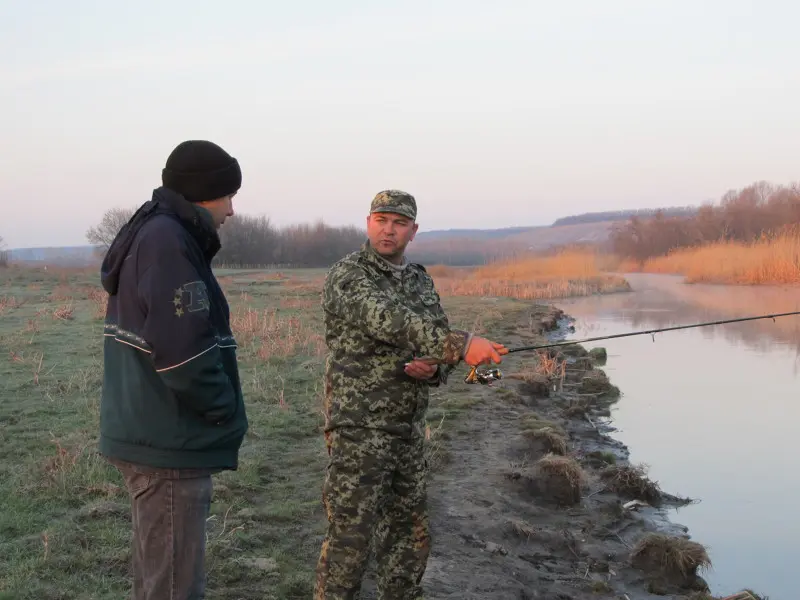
[
  {"x1": 630, "y1": 533, "x2": 711, "y2": 582},
  {"x1": 601, "y1": 464, "x2": 663, "y2": 504},
  {"x1": 578, "y1": 369, "x2": 619, "y2": 396},
  {"x1": 52, "y1": 302, "x2": 75, "y2": 321},
  {"x1": 507, "y1": 350, "x2": 567, "y2": 394},
  {"x1": 48, "y1": 284, "x2": 75, "y2": 303},
  {"x1": 687, "y1": 593, "x2": 765, "y2": 600},
  {"x1": 231, "y1": 306, "x2": 325, "y2": 360},
  {"x1": 42, "y1": 436, "x2": 91, "y2": 481},
  {"x1": 424, "y1": 414, "x2": 449, "y2": 470},
  {"x1": 519, "y1": 414, "x2": 568, "y2": 455},
  {"x1": 530, "y1": 428, "x2": 568, "y2": 455},
  {"x1": 0, "y1": 294, "x2": 24, "y2": 315},
  {"x1": 534, "y1": 350, "x2": 567, "y2": 380},
  {"x1": 562, "y1": 398, "x2": 591, "y2": 418},
  {"x1": 534, "y1": 454, "x2": 586, "y2": 505},
  {"x1": 506, "y1": 518, "x2": 538, "y2": 540},
  {"x1": 713, "y1": 592, "x2": 765, "y2": 600},
  {"x1": 86, "y1": 286, "x2": 109, "y2": 319}
]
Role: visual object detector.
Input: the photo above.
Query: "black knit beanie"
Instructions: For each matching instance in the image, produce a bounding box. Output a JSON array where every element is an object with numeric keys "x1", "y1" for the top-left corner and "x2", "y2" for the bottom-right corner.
[{"x1": 161, "y1": 140, "x2": 242, "y2": 203}]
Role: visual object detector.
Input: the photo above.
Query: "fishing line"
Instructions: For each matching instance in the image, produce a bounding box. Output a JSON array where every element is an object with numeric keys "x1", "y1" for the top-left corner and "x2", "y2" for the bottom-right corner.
[{"x1": 464, "y1": 310, "x2": 800, "y2": 384}]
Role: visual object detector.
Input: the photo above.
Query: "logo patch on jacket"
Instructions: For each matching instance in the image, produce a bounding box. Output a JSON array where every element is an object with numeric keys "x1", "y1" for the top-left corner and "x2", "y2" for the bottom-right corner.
[{"x1": 173, "y1": 281, "x2": 211, "y2": 317}]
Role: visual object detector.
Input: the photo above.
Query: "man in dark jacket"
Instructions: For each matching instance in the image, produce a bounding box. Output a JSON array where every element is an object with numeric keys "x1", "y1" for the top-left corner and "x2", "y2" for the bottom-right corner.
[{"x1": 98, "y1": 140, "x2": 248, "y2": 600}]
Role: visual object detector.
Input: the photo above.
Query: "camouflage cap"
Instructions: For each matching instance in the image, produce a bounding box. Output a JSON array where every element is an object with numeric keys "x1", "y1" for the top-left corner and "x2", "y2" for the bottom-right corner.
[{"x1": 370, "y1": 190, "x2": 417, "y2": 220}]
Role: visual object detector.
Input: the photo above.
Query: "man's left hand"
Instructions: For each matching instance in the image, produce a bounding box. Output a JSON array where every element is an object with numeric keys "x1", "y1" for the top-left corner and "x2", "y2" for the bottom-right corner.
[{"x1": 404, "y1": 359, "x2": 438, "y2": 380}]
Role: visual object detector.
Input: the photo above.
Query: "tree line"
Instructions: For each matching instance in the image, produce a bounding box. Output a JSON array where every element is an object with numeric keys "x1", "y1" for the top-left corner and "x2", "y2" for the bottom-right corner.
[
  {"x1": 85, "y1": 206, "x2": 536, "y2": 268},
  {"x1": 609, "y1": 180, "x2": 800, "y2": 261},
  {"x1": 86, "y1": 208, "x2": 366, "y2": 268},
  {"x1": 215, "y1": 216, "x2": 365, "y2": 268}
]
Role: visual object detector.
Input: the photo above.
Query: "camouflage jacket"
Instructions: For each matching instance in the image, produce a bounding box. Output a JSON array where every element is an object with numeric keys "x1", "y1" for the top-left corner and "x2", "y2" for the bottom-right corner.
[{"x1": 321, "y1": 242, "x2": 470, "y2": 438}]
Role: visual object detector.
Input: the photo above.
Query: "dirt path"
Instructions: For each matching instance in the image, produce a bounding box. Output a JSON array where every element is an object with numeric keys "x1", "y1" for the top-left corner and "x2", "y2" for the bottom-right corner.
[{"x1": 414, "y1": 303, "x2": 709, "y2": 599}]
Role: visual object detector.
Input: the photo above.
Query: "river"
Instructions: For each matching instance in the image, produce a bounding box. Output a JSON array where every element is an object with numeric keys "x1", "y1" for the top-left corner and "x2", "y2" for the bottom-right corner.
[{"x1": 557, "y1": 273, "x2": 800, "y2": 600}]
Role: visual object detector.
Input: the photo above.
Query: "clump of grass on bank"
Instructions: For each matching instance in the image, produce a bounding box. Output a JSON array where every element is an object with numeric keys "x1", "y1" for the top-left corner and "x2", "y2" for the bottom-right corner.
[
  {"x1": 630, "y1": 533, "x2": 711, "y2": 587},
  {"x1": 686, "y1": 592, "x2": 767, "y2": 600},
  {"x1": 506, "y1": 350, "x2": 567, "y2": 397},
  {"x1": 429, "y1": 250, "x2": 630, "y2": 300},
  {"x1": 533, "y1": 454, "x2": 586, "y2": 506},
  {"x1": 641, "y1": 229, "x2": 800, "y2": 285},
  {"x1": 519, "y1": 414, "x2": 568, "y2": 455},
  {"x1": 600, "y1": 463, "x2": 662, "y2": 504},
  {"x1": 578, "y1": 369, "x2": 620, "y2": 397}
]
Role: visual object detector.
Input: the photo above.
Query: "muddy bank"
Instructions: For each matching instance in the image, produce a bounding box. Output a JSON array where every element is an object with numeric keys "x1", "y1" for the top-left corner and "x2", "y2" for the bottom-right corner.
[{"x1": 415, "y1": 304, "x2": 714, "y2": 599}]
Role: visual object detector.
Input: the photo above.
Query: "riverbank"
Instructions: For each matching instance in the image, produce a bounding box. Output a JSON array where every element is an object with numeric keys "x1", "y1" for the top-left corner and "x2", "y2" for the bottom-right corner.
[{"x1": 410, "y1": 301, "x2": 764, "y2": 600}]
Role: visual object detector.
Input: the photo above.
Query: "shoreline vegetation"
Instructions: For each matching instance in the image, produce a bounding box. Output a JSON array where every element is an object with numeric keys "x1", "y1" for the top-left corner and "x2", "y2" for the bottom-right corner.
[
  {"x1": 0, "y1": 256, "x2": 764, "y2": 599},
  {"x1": 428, "y1": 250, "x2": 631, "y2": 299},
  {"x1": 616, "y1": 228, "x2": 800, "y2": 286}
]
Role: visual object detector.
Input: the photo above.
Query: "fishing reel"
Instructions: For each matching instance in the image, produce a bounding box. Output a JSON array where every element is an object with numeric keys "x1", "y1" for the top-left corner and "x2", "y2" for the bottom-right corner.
[{"x1": 464, "y1": 365, "x2": 503, "y2": 385}]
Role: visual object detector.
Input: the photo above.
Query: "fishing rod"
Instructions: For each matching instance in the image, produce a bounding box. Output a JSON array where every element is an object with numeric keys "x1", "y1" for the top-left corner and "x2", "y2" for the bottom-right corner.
[{"x1": 464, "y1": 309, "x2": 800, "y2": 384}]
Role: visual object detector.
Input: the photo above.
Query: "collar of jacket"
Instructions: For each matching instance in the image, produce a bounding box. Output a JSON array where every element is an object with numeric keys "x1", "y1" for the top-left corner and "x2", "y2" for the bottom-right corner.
[
  {"x1": 360, "y1": 241, "x2": 408, "y2": 279},
  {"x1": 100, "y1": 187, "x2": 221, "y2": 295},
  {"x1": 152, "y1": 186, "x2": 221, "y2": 262}
]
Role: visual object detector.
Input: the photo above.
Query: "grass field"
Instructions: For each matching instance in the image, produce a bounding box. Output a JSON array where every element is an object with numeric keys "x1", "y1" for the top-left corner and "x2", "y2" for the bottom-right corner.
[
  {"x1": 626, "y1": 229, "x2": 800, "y2": 285},
  {"x1": 1, "y1": 254, "x2": 612, "y2": 599}
]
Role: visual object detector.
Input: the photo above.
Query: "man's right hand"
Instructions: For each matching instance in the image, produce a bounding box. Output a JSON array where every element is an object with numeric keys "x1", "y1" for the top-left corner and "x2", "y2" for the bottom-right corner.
[{"x1": 464, "y1": 336, "x2": 508, "y2": 366}]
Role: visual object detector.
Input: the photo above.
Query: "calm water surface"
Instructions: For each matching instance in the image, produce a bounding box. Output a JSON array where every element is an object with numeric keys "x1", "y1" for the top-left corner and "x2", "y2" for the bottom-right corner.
[{"x1": 558, "y1": 273, "x2": 800, "y2": 600}]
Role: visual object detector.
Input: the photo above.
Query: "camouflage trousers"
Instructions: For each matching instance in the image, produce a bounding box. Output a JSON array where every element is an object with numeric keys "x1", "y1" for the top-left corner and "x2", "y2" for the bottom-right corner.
[{"x1": 314, "y1": 426, "x2": 430, "y2": 600}]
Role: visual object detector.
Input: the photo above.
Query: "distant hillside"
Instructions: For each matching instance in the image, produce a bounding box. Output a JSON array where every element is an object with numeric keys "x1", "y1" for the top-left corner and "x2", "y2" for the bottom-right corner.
[
  {"x1": 407, "y1": 221, "x2": 618, "y2": 265},
  {"x1": 551, "y1": 207, "x2": 698, "y2": 227},
  {"x1": 506, "y1": 221, "x2": 616, "y2": 248},
  {"x1": 415, "y1": 226, "x2": 541, "y2": 242},
  {"x1": 9, "y1": 246, "x2": 99, "y2": 266}
]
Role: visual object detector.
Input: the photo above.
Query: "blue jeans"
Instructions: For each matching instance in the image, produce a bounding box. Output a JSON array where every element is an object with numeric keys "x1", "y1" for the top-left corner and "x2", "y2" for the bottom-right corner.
[{"x1": 107, "y1": 457, "x2": 216, "y2": 600}]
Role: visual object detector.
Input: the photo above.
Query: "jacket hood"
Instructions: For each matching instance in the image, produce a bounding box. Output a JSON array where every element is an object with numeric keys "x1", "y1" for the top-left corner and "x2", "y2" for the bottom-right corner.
[{"x1": 100, "y1": 187, "x2": 221, "y2": 295}]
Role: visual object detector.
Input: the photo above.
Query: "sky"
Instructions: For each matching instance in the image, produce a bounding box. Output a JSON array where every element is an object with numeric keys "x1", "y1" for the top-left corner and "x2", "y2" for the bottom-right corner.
[{"x1": 2, "y1": 0, "x2": 800, "y2": 248}]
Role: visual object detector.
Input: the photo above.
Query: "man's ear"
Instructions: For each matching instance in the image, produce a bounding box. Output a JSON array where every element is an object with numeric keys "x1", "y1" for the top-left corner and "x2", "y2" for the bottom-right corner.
[{"x1": 410, "y1": 222, "x2": 419, "y2": 241}]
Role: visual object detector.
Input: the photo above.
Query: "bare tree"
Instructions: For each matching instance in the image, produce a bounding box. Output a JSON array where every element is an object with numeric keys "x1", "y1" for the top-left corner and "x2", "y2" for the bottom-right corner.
[
  {"x1": 0, "y1": 235, "x2": 7, "y2": 267},
  {"x1": 216, "y1": 215, "x2": 279, "y2": 266},
  {"x1": 609, "y1": 179, "x2": 800, "y2": 261},
  {"x1": 87, "y1": 207, "x2": 136, "y2": 249}
]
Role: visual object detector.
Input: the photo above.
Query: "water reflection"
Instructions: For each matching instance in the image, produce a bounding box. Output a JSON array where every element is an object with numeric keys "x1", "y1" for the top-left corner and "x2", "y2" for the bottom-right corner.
[
  {"x1": 557, "y1": 274, "x2": 799, "y2": 600},
  {"x1": 565, "y1": 273, "x2": 800, "y2": 355}
]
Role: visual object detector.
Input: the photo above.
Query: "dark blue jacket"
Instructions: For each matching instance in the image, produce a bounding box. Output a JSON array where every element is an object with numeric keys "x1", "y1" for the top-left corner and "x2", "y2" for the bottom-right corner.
[{"x1": 98, "y1": 187, "x2": 247, "y2": 469}]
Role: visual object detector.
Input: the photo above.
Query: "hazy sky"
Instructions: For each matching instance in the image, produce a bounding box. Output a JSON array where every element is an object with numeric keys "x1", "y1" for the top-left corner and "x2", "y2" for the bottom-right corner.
[{"x1": 2, "y1": 0, "x2": 799, "y2": 248}]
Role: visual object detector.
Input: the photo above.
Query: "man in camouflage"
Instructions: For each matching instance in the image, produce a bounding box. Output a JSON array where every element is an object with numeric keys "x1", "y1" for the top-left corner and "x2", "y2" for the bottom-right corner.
[{"x1": 315, "y1": 190, "x2": 507, "y2": 599}]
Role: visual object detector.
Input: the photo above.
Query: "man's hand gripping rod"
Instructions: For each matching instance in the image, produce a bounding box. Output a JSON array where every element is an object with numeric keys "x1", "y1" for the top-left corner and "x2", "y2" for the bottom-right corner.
[{"x1": 463, "y1": 309, "x2": 800, "y2": 385}]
